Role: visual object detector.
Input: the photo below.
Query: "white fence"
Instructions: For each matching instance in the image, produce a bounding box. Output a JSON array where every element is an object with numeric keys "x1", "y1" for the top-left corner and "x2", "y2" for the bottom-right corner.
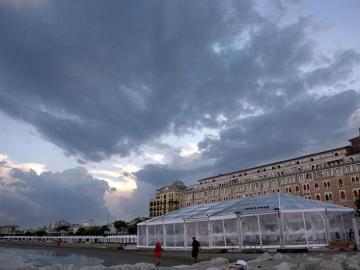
[{"x1": 2, "y1": 235, "x2": 137, "y2": 244}]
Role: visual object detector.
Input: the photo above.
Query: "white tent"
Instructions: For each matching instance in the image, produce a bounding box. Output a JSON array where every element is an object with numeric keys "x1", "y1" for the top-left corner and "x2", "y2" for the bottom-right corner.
[{"x1": 137, "y1": 193, "x2": 359, "y2": 250}]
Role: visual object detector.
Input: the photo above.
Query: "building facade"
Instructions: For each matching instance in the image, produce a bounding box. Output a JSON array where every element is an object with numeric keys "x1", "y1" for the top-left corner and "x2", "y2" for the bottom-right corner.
[
  {"x1": 184, "y1": 130, "x2": 360, "y2": 209},
  {"x1": 0, "y1": 225, "x2": 19, "y2": 235},
  {"x1": 149, "y1": 180, "x2": 186, "y2": 217}
]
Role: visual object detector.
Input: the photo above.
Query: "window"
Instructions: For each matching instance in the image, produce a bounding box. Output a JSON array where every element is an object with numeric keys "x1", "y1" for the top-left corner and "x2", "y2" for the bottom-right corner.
[
  {"x1": 340, "y1": 191, "x2": 346, "y2": 201},
  {"x1": 295, "y1": 186, "x2": 300, "y2": 192},
  {"x1": 314, "y1": 182, "x2": 319, "y2": 190},
  {"x1": 338, "y1": 179, "x2": 344, "y2": 188},
  {"x1": 325, "y1": 192, "x2": 333, "y2": 201}
]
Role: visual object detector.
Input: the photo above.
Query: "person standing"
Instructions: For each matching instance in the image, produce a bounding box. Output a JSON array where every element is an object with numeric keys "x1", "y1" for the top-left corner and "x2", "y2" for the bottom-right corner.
[
  {"x1": 154, "y1": 240, "x2": 162, "y2": 265},
  {"x1": 191, "y1": 237, "x2": 200, "y2": 263}
]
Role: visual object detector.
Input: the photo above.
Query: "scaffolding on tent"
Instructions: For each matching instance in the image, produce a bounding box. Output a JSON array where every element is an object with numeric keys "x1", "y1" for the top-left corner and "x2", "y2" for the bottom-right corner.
[{"x1": 137, "y1": 193, "x2": 360, "y2": 250}]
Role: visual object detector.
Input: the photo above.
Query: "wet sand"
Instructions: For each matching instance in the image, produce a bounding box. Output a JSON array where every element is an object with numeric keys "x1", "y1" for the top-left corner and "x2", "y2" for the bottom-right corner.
[
  {"x1": 1, "y1": 241, "x2": 358, "y2": 268},
  {"x1": 0, "y1": 241, "x2": 259, "y2": 267}
]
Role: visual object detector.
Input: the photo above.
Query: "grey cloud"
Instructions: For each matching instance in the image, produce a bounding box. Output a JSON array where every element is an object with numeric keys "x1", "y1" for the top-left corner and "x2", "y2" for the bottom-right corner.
[
  {"x1": 0, "y1": 167, "x2": 110, "y2": 227},
  {"x1": 0, "y1": 1, "x2": 348, "y2": 161},
  {"x1": 306, "y1": 49, "x2": 360, "y2": 88},
  {"x1": 0, "y1": 0, "x2": 360, "y2": 220}
]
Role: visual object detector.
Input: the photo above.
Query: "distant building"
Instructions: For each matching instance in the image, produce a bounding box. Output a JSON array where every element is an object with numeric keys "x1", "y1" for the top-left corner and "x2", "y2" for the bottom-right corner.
[
  {"x1": 0, "y1": 225, "x2": 19, "y2": 235},
  {"x1": 149, "y1": 180, "x2": 186, "y2": 217},
  {"x1": 47, "y1": 219, "x2": 70, "y2": 232},
  {"x1": 82, "y1": 219, "x2": 95, "y2": 227}
]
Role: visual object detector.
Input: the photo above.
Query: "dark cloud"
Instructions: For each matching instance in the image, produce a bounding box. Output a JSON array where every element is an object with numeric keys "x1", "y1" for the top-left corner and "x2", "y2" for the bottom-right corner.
[
  {"x1": 1, "y1": 1, "x2": 351, "y2": 162},
  {"x1": 0, "y1": 1, "x2": 359, "y2": 220},
  {"x1": 0, "y1": 166, "x2": 110, "y2": 227}
]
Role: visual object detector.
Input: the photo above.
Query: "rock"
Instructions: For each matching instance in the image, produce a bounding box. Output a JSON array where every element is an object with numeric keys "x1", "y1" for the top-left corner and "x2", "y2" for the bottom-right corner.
[
  {"x1": 319, "y1": 260, "x2": 343, "y2": 270},
  {"x1": 272, "y1": 262, "x2": 291, "y2": 270},
  {"x1": 134, "y1": 263, "x2": 156, "y2": 270},
  {"x1": 305, "y1": 257, "x2": 322, "y2": 263},
  {"x1": 105, "y1": 264, "x2": 135, "y2": 270},
  {"x1": 345, "y1": 255, "x2": 360, "y2": 270},
  {"x1": 273, "y1": 253, "x2": 289, "y2": 261},
  {"x1": 332, "y1": 254, "x2": 348, "y2": 264},
  {"x1": 206, "y1": 267, "x2": 226, "y2": 270},
  {"x1": 253, "y1": 252, "x2": 273, "y2": 262},
  {"x1": 80, "y1": 266, "x2": 106, "y2": 270},
  {"x1": 209, "y1": 257, "x2": 229, "y2": 265}
]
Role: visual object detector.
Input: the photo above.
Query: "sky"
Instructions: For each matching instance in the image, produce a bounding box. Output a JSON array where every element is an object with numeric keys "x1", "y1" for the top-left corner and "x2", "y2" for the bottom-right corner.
[{"x1": 0, "y1": 0, "x2": 360, "y2": 228}]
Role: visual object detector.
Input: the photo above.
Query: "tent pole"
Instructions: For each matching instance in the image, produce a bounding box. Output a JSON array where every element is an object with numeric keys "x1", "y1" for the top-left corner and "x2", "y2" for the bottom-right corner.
[
  {"x1": 222, "y1": 219, "x2": 226, "y2": 247},
  {"x1": 302, "y1": 212, "x2": 309, "y2": 248},
  {"x1": 163, "y1": 221, "x2": 166, "y2": 248},
  {"x1": 324, "y1": 210, "x2": 330, "y2": 246},
  {"x1": 208, "y1": 218, "x2": 212, "y2": 248},
  {"x1": 183, "y1": 220, "x2": 187, "y2": 249},
  {"x1": 257, "y1": 215, "x2": 262, "y2": 249},
  {"x1": 279, "y1": 211, "x2": 285, "y2": 248}
]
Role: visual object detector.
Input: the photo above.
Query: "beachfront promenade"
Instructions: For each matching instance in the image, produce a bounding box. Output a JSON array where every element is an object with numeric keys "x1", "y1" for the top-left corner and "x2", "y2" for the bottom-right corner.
[{"x1": 1, "y1": 235, "x2": 137, "y2": 244}]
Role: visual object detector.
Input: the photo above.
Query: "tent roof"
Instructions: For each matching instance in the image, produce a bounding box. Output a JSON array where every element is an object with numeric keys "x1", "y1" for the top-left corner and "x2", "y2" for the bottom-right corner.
[{"x1": 141, "y1": 193, "x2": 354, "y2": 225}]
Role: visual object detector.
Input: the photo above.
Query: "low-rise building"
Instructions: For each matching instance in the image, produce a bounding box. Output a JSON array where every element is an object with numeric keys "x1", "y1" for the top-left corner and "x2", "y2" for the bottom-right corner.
[
  {"x1": 47, "y1": 219, "x2": 70, "y2": 232},
  {"x1": 82, "y1": 219, "x2": 95, "y2": 228},
  {"x1": 0, "y1": 225, "x2": 19, "y2": 235},
  {"x1": 149, "y1": 180, "x2": 186, "y2": 217}
]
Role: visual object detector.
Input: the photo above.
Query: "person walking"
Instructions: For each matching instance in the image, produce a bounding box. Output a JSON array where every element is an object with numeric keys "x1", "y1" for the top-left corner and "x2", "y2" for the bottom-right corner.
[
  {"x1": 154, "y1": 240, "x2": 162, "y2": 266},
  {"x1": 191, "y1": 237, "x2": 200, "y2": 263}
]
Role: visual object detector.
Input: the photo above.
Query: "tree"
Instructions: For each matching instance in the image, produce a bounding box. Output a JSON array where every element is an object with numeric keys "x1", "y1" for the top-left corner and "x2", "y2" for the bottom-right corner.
[
  {"x1": 35, "y1": 230, "x2": 47, "y2": 237},
  {"x1": 101, "y1": 225, "x2": 110, "y2": 233},
  {"x1": 75, "y1": 227, "x2": 86, "y2": 235},
  {"x1": 127, "y1": 224, "x2": 137, "y2": 235},
  {"x1": 113, "y1": 220, "x2": 127, "y2": 232},
  {"x1": 56, "y1": 225, "x2": 70, "y2": 232}
]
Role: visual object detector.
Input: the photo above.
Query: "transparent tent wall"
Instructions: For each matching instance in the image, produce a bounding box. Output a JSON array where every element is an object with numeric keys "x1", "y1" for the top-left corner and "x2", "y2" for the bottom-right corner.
[
  {"x1": 241, "y1": 215, "x2": 261, "y2": 247},
  {"x1": 283, "y1": 212, "x2": 307, "y2": 245},
  {"x1": 304, "y1": 212, "x2": 327, "y2": 244},
  {"x1": 327, "y1": 211, "x2": 354, "y2": 241},
  {"x1": 148, "y1": 225, "x2": 156, "y2": 246},
  {"x1": 224, "y1": 218, "x2": 238, "y2": 247},
  {"x1": 155, "y1": 224, "x2": 164, "y2": 245},
  {"x1": 211, "y1": 220, "x2": 225, "y2": 247},
  {"x1": 186, "y1": 222, "x2": 197, "y2": 247},
  {"x1": 137, "y1": 225, "x2": 146, "y2": 246},
  {"x1": 165, "y1": 224, "x2": 175, "y2": 247},
  {"x1": 258, "y1": 214, "x2": 280, "y2": 246},
  {"x1": 197, "y1": 221, "x2": 209, "y2": 247},
  {"x1": 174, "y1": 223, "x2": 184, "y2": 247}
]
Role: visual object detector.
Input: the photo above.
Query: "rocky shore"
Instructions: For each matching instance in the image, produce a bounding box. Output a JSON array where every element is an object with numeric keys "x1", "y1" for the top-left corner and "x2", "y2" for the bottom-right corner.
[{"x1": 13, "y1": 252, "x2": 360, "y2": 270}]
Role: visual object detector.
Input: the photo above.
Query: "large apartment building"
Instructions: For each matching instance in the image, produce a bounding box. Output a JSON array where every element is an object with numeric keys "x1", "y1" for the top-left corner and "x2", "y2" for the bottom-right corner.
[
  {"x1": 184, "y1": 130, "x2": 360, "y2": 208},
  {"x1": 149, "y1": 180, "x2": 186, "y2": 217}
]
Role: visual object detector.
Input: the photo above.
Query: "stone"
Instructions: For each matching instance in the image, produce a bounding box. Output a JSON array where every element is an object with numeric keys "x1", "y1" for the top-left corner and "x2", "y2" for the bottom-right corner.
[
  {"x1": 345, "y1": 255, "x2": 360, "y2": 270},
  {"x1": 134, "y1": 263, "x2": 156, "y2": 270},
  {"x1": 253, "y1": 252, "x2": 273, "y2": 262},
  {"x1": 272, "y1": 262, "x2": 291, "y2": 270},
  {"x1": 319, "y1": 260, "x2": 343, "y2": 270},
  {"x1": 209, "y1": 257, "x2": 229, "y2": 265},
  {"x1": 273, "y1": 253, "x2": 289, "y2": 261}
]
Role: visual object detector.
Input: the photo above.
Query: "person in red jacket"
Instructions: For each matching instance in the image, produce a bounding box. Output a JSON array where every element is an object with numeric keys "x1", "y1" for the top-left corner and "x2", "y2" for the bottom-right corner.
[{"x1": 154, "y1": 241, "x2": 162, "y2": 265}]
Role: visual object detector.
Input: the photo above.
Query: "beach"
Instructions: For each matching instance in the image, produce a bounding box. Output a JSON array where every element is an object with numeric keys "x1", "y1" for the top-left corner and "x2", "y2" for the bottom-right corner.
[{"x1": 1, "y1": 241, "x2": 360, "y2": 270}]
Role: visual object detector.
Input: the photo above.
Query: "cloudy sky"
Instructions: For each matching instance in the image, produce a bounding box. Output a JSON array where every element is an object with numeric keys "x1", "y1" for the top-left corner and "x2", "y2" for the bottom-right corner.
[{"x1": 0, "y1": 0, "x2": 359, "y2": 228}]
